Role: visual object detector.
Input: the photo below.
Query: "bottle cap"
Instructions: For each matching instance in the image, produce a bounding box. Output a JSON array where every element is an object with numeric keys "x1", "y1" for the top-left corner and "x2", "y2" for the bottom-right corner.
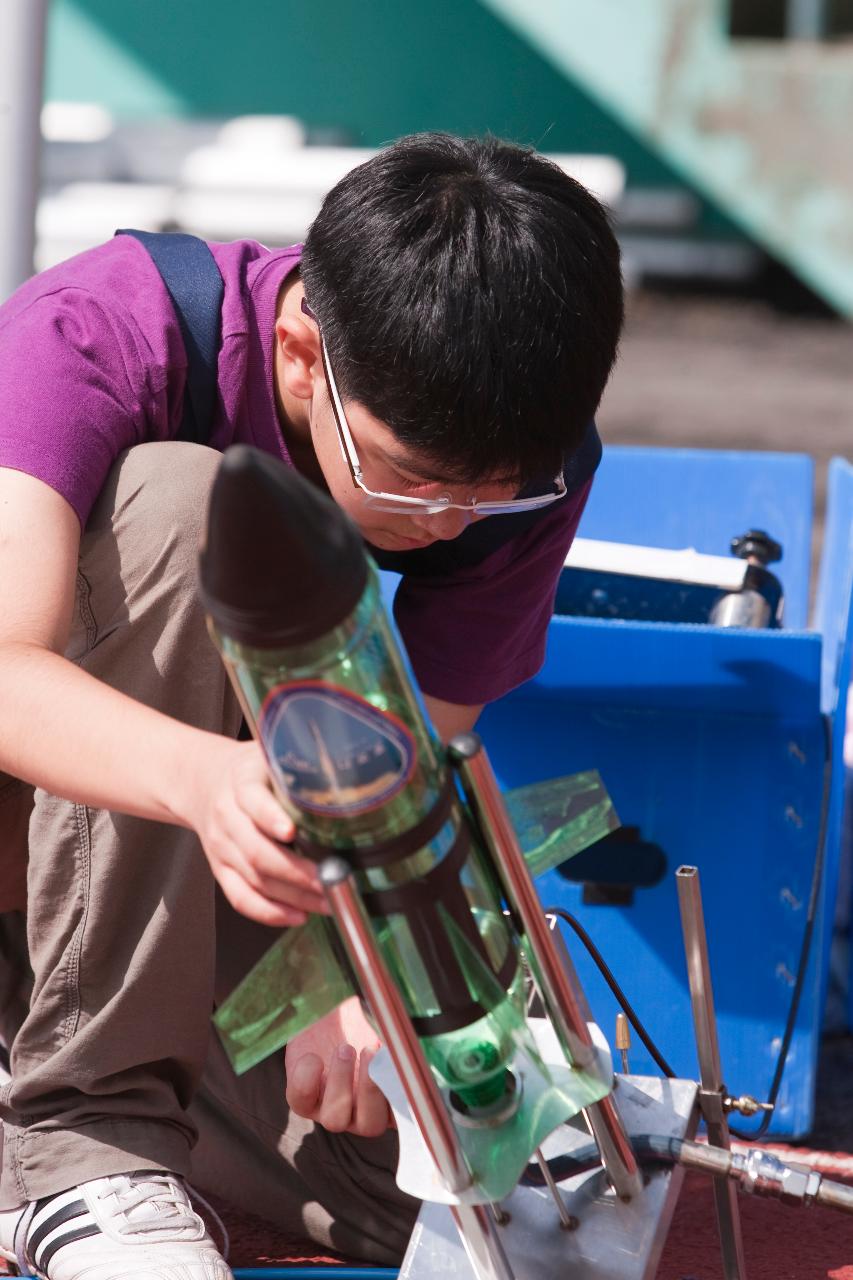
[{"x1": 200, "y1": 445, "x2": 368, "y2": 648}]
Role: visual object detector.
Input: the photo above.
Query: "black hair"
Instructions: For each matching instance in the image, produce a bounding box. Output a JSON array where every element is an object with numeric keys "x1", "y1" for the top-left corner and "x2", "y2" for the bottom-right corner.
[{"x1": 300, "y1": 132, "x2": 623, "y2": 486}]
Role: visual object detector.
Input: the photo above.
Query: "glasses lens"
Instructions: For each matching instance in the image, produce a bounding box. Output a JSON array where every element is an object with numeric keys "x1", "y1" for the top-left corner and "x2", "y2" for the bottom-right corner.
[
  {"x1": 476, "y1": 493, "x2": 561, "y2": 516},
  {"x1": 363, "y1": 487, "x2": 564, "y2": 518},
  {"x1": 364, "y1": 497, "x2": 451, "y2": 515}
]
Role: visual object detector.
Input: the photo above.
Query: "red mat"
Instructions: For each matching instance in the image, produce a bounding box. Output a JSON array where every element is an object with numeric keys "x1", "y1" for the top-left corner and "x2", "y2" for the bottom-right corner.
[
  {"x1": 0, "y1": 1146, "x2": 846, "y2": 1276},
  {"x1": 658, "y1": 1146, "x2": 853, "y2": 1279},
  {"x1": 214, "y1": 1144, "x2": 853, "y2": 1277},
  {"x1": 206, "y1": 1192, "x2": 350, "y2": 1269}
]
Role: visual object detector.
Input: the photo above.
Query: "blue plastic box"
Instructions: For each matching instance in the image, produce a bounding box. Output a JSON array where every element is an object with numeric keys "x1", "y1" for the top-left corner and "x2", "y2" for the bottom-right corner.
[{"x1": 478, "y1": 447, "x2": 853, "y2": 1137}]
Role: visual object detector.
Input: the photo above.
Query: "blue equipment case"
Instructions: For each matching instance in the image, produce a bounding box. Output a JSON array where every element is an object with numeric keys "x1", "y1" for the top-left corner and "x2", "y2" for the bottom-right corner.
[
  {"x1": 816, "y1": 461, "x2": 853, "y2": 1031},
  {"x1": 477, "y1": 447, "x2": 853, "y2": 1138}
]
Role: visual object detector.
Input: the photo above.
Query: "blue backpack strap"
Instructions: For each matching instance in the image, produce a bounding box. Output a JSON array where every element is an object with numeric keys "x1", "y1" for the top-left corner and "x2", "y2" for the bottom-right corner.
[{"x1": 116, "y1": 229, "x2": 224, "y2": 445}]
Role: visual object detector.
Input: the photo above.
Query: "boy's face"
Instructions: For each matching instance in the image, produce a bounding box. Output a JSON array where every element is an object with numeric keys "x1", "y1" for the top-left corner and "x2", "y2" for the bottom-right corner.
[
  {"x1": 275, "y1": 285, "x2": 519, "y2": 551},
  {"x1": 309, "y1": 384, "x2": 520, "y2": 552}
]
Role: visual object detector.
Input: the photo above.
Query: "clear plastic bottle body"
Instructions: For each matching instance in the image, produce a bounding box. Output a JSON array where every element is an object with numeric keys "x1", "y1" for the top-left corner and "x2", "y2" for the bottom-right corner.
[
  {"x1": 209, "y1": 563, "x2": 521, "y2": 1104},
  {"x1": 212, "y1": 569, "x2": 443, "y2": 869}
]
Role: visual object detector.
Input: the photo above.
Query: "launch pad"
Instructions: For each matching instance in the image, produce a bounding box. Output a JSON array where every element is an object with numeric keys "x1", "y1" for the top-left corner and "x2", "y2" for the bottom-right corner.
[{"x1": 400, "y1": 1076, "x2": 699, "y2": 1280}]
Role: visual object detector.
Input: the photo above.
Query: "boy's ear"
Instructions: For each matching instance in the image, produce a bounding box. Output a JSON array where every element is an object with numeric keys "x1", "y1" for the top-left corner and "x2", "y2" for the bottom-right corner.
[{"x1": 275, "y1": 309, "x2": 322, "y2": 401}]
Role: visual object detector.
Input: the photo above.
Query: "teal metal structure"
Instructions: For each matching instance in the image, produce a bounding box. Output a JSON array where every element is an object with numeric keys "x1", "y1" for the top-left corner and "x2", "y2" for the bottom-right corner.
[{"x1": 480, "y1": 0, "x2": 853, "y2": 316}]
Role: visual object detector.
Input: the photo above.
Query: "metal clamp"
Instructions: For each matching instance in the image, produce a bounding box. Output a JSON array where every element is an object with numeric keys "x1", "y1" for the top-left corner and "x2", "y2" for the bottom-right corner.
[
  {"x1": 698, "y1": 1086, "x2": 728, "y2": 1128},
  {"x1": 732, "y1": 1149, "x2": 823, "y2": 1208},
  {"x1": 725, "y1": 1094, "x2": 775, "y2": 1119}
]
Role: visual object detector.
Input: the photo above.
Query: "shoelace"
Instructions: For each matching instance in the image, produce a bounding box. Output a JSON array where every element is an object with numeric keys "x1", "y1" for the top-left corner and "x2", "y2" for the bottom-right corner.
[
  {"x1": 13, "y1": 1173, "x2": 230, "y2": 1273},
  {"x1": 105, "y1": 1173, "x2": 205, "y2": 1237},
  {"x1": 107, "y1": 1174, "x2": 230, "y2": 1256}
]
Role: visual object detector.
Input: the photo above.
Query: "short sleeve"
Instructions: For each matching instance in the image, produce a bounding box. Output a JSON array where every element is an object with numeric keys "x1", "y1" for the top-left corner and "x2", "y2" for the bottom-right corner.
[
  {"x1": 0, "y1": 288, "x2": 168, "y2": 526},
  {"x1": 393, "y1": 479, "x2": 591, "y2": 705}
]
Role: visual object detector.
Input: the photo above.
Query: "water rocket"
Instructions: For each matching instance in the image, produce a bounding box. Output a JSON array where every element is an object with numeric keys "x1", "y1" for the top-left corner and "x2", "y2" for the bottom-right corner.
[{"x1": 200, "y1": 445, "x2": 622, "y2": 1202}]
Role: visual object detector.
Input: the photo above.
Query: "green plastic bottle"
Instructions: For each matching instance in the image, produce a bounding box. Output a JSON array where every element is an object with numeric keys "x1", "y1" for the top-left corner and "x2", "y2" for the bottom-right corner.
[{"x1": 201, "y1": 445, "x2": 522, "y2": 1110}]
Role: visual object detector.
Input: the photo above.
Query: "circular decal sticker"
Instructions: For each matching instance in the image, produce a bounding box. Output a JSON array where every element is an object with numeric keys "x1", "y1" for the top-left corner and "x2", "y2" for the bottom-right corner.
[{"x1": 259, "y1": 680, "x2": 417, "y2": 818}]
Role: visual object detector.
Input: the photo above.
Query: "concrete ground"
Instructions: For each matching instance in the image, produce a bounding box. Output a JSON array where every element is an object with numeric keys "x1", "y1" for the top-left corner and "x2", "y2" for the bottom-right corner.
[
  {"x1": 599, "y1": 285, "x2": 852, "y2": 584},
  {"x1": 596, "y1": 282, "x2": 853, "y2": 1150}
]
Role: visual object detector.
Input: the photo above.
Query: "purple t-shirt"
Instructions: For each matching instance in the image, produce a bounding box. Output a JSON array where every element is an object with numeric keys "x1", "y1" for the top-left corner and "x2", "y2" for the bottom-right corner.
[{"x1": 0, "y1": 236, "x2": 589, "y2": 705}]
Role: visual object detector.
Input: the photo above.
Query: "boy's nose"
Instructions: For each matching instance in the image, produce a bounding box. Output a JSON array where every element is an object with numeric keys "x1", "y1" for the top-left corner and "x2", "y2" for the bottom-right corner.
[{"x1": 413, "y1": 507, "x2": 473, "y2": 541}]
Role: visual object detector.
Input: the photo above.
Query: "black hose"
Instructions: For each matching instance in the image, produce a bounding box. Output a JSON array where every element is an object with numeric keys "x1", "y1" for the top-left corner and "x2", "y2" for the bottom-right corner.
[
  {"x1": 520, "y1": 1134, "x2": 684, "y2": 1186},
  {"x1": 523, "y1": 1135, "x2": 853, "y2": 1219},
  {"x1": 544, "y1": 905, "x2": 676, "y2": 1078}
]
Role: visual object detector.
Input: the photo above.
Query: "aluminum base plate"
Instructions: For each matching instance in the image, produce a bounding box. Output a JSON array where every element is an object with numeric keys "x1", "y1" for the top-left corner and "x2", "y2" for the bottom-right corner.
[{"x1": 399, "y1": 1075, "x2": 699, "y2": 1280}]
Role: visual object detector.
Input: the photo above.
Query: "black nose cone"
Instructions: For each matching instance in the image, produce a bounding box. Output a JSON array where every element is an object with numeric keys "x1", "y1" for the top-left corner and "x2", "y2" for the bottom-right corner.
[{"x1": 200, "y1": 445, "x2": 368, "y2": 648}]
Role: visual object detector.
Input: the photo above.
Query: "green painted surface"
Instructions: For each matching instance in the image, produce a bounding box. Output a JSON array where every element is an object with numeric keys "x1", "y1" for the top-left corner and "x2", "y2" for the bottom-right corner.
[
  {"x1": 46, "y1": 0, "x2": 680, "y2": 187},
  {"x1": 47, "y1": 3, "x2": 184, "y2": 117},
  {"x1": 480, "y1": 0, "x2": 853, "y2": 314},
  {"x1": 49, "y1": 2, "x2": 850, "y2": 302}
]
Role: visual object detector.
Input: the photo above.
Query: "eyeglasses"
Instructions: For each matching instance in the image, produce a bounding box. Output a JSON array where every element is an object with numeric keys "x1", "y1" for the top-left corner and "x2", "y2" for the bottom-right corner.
[{"x1": 301, "y1": 298, "x2": 568, "y2": 517}]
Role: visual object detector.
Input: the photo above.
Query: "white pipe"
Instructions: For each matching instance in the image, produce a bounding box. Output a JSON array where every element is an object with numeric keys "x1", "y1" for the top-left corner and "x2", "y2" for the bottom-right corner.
[{"x1": 0, "y1": 0, "x2": 49, "y2": 300}]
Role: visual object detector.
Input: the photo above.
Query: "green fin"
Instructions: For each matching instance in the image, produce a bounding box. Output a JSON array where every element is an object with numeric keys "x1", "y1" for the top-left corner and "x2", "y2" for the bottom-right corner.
[
  {"x1": 213, "y1": 915, "x2": 355, "y2": 1074},
  {"x1": 505, "y1": 770, "x2": 620, "y2": 880}
]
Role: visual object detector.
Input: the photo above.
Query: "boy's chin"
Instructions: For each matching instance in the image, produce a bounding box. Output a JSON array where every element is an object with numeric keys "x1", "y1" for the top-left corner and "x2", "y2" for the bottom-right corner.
[{"x1": 365, "y1": 528, "x2": 436, "y2": 551}]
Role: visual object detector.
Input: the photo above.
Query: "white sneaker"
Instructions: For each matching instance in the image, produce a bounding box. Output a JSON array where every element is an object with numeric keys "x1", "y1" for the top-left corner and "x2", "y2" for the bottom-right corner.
[{"x1": 0, "y1": 1171, "x2": 232, "y2": 1280}]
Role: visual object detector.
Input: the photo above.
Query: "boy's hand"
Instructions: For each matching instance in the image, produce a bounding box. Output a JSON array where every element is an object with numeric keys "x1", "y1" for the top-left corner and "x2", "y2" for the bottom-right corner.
[
  {"x1": 190, "y1": 737, "x2": 327, "y2": 927},
  {"x1": 285, "y1": 995, "x2": 392, "y2": 1137}
]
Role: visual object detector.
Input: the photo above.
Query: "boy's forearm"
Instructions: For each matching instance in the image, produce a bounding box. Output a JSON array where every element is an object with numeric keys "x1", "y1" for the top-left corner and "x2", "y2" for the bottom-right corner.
[
  {"x1": 422, "y1": 693, "x2": 483, "y2": 742},
  {"x1": 0, "y1": 641, "x2": 224, "y2": 826}
]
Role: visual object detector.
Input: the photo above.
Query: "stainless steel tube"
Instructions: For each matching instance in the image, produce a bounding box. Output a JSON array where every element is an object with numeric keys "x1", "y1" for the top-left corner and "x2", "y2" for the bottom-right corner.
[
  {"x1": 816, "y1": 1179, "x2": 853, "y2": 1215},
  {"x1": 543, "y1": 909, "x2": 594, "y2": 1024},
  {"x1": 320, "y1": 856, "x2": 471, "y2": 1195},
  {"x1": 319, "y1": 857, "x2": 517, "y2": 1280},
  {"x1": 534, "y1": 1147, "x2": 577, "y2": 1229},
  {"x1": 583, "y1": 1096, "x2": 644, "y2": 1201},
  {"x1": 676, "y1": 865, "x2": 747, "y2": 1280},
  {"x1": 449, "y1": 733, "x2": 642, "y2": 1202},
  {"x1": 449, "y1": 735, "x2": 594, "y2": 1066},
  {"x1": 541, "y1": 914, "x2": 641, "y2": 1199},
  {"x1": 676, "y1": 866, "x2": 727, "y2": 1095},
  {"x1": 451, "y1": 1204, "x2": 517, "y2": 1280}
]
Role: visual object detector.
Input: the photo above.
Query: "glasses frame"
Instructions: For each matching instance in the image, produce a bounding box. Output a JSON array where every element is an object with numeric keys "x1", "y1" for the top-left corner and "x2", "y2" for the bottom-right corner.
[{"x1": 301, "y1": 298, "x2": 568, "y2": 517}]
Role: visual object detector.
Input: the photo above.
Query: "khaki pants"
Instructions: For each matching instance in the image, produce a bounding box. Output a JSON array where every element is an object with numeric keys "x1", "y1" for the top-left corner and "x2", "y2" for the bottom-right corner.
[{"x1": 0, "y1": 444, "x2": 416, "y2": 1265}]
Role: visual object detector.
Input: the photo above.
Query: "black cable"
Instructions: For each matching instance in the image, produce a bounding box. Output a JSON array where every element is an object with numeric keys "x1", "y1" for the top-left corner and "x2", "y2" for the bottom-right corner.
[
  {"x1": 520, "y1": 1140, "x2": 605, "y2": 1185},
  {"x1": 728, "y1": 713, "x2": 833, "y2": 1140},
  {"x1": 521, "y1": 1134, "x2": 684, "y2": 1187},
  {"x1": 544, "y1": 904, "x2": 676, "y2": 1079}
]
